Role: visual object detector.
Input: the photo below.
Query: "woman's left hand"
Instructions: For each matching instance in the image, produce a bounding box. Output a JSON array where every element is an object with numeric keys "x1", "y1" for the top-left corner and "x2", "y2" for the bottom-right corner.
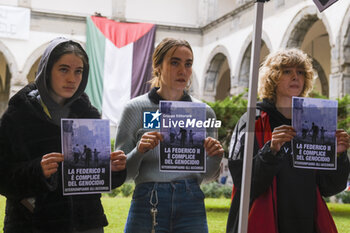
[
  {"x1": 336, "y1": 129, "x2": 350, "y2": 154},
  {"x1": 111, "y1": 150, "x2": 127, "y2": 172},
  {"x1": 204, "y1": 137, "x2": 224, "y2": 157}
]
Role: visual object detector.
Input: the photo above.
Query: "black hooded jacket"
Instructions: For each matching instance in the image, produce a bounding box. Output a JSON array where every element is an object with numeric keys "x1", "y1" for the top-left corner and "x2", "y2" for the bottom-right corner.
[
  {"x1": 0, "y1": 38, "x2": 126, "y2": 233},
  {"x1": 226, "y1": 99, "x2": 350, "y2": 233}
]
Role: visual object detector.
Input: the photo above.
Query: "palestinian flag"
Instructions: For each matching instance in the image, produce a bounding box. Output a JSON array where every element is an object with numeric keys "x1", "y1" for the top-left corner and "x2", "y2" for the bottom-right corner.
[{"x1": 85, "y1": 16, "x2": 156, "y2": 125}]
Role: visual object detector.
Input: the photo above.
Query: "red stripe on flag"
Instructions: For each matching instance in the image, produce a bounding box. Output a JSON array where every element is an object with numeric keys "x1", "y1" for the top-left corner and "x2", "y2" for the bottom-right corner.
[{"x1": 91, "y1": 16, "x2": 154, "y2": 48}]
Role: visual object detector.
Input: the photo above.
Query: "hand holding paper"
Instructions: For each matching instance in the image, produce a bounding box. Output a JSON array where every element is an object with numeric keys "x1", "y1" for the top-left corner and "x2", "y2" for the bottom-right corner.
[
  {"x1": 41, "y1": 153, "x2": 64, "y2": 178},
  {"x1": 270, "y1": 125, "x2": 296, "y2": 154},
  {"x1": 336, "y1": 129, "x2": 350, "y2": 154},
  {"x1": 204, "y1": 137, "x2": 224, "y2": 157},
  {"x1": 111, "y1": 151, "x2": 127, "y2": 172},
  {"x1": 138, "y1": 131, "x2": 163, "y2": 153}
]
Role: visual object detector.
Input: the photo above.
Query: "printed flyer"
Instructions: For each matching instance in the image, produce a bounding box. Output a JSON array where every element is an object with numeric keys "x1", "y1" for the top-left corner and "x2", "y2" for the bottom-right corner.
[
  {"x1": 61, "y1": 119, "x2": 111, "y2": 195},
  {"x1": 292, "y1": 97, "x2": 338, "y2": 170},
  {"x1": 159, "y1": 101, "x2": 207, "y2": 172}
]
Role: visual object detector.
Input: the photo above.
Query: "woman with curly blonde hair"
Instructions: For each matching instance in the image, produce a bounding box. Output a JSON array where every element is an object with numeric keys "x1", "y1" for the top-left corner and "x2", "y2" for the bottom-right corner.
[
  {"x1": 226, "y1": 48, "x2": 350, "y2": 233},
  {"x1": 258, "y1": 48, "x2": 314, "y2": 102}
]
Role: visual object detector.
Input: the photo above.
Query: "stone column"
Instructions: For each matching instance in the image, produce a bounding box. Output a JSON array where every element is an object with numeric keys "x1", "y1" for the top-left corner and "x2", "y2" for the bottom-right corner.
[
  {"x1": 9, "y1": 72, "x2": 28, "y2": 98},
  {"x1": 329, "y1": 73, "x2": 343, "y2": 99},
  {"x1": 229, "y1": 75, "x2": 238, "y2": 96},
  {"x1": 343, "y1": 74, "x2": 350, "y2": 95},
  {"x1": 202, "y1": 92, "x2": 216, "y2": 102},
  {"x1": 329, "y1": 39, "x2": 350, "y2": 98}
]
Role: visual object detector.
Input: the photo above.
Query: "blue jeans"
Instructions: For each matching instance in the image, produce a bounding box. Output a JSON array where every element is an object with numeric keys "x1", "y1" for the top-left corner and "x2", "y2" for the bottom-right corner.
[{"x1": 124, "y1": 179, "x2": 208, "y2": 233}]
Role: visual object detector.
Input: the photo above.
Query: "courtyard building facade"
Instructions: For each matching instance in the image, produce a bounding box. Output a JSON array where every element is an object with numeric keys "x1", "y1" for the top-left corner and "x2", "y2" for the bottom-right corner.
[{"x1": 0, "y1": 0, "x2": 349, "y2": 117}]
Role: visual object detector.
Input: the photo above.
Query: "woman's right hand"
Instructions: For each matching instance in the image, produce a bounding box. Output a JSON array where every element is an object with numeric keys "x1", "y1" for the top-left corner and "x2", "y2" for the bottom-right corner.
[
  {"x1": 41, "y1": 153, "x2": 64, "y2": 178},
  {"x1": 270, "y1": 125, "x2": 296, "y2": 154},
  {"x1": 137, "y1": 132, "x2": 163, "y2": 153}
]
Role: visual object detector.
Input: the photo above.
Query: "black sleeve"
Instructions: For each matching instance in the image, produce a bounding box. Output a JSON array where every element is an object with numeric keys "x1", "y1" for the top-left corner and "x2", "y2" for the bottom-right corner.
[
  {"x1": 317, "y1": 152, "x2": 350, "y2": 197},
  {"x1": 228, "y1": 114, "x2": 281, "y2": 201},
  {"x1": 0, "y1": 115, "x2": 56, "y2": 199},
  {"x1": 250, "y1": 141, "x2": 282, "y2": 199},
  {"x1": 111, "y1": 169, "x2": 127, "y2": 189}
]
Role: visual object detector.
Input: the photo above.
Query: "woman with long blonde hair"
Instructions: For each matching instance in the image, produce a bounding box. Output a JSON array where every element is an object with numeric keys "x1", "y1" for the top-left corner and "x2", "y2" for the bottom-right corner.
[{"x1": 116, "y1": 37, "x2": 224, "y2": 233}]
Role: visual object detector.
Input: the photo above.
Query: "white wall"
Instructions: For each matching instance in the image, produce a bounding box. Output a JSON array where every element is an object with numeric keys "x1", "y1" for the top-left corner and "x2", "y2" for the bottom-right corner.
[
  {"x1": 0, "y1": 0, "x2": 17, "y2": 7},
  {"x1": 125, "y1": 0, "x2": 199, "y2": 27},
  {"x1": 31, "y1": 0, "x2": 112, "y2": 17},
  {"x1": 215, "y1": 0, "x2": 237, "y2": 20}
]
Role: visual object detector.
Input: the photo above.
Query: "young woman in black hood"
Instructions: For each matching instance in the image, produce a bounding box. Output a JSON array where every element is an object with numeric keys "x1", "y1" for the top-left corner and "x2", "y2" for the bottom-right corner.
[
  {"x1": 0, "y1": 37, "x2": 127, "y2": 233},
  {"x1": 226, "y1": 48, "x2": 349, "y2": 233}
]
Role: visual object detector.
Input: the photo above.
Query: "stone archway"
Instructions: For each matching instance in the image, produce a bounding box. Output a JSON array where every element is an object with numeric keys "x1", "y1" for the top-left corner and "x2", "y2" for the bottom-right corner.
[
  {"x1": 337, "y1": 5, "x2": 350, "y2": 97},
  {"x1": 215, "y1": 60, "x2": 230, "y2": 101},
  {"x1": 202, "y1": 45, "x2": 232, "y2": 102},
  {"x1": 27, "y1": 57, "x2": 41, "y2": 83},
  {"x1": 0, "y1": 41, "x2": 18, "y2": 115},
  {"x1": 339, "y1": 22, "x2": 350, "y2": 96},
  {"x1": 22, "y1": 41, "x2": 51, "y2": 85},
  {"x1": 282, "y1": 6, "x2": 333, "y2": 48},
  {"x1": 0, "y1": 52, "x2": 11, "y2": 115},
  {"x1": 285, "y1": 14, "x2": 319, "y2": 48},
  {"x1": 282, "y1": 6, "x2": 332, "y2": 97},
  {"x1": 233, "y1": 41, "x2": 269, "y2": 96},
  {"x1": 203, "y1": 53, "x2": 229, "y2": 101},
  {"x1": 238, "y1": 45, "x2": 251, "y2": 90},
  {"x1": 312, "y1": 58, "x2": 328, "y2": 97},
  {"x1": 23, "y1": 39, "x2": 86, "y2": 84}
]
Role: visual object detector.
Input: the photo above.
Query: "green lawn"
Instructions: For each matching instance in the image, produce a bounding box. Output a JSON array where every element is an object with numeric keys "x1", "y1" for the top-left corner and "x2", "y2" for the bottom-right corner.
[
  {"x1": 82, "y1": 197, "x2": 230, "y2": 233},
  {"x1": 1, "y1": 195, "x2": 349, "y2": 233}
]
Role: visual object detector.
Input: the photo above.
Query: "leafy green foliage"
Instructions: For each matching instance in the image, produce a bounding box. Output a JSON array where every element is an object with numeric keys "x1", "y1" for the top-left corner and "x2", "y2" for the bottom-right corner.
[
  {"x1": 308, "y1": 90, "x2": 328, "y2": 99},
  {"x1": 336, "y1": 191, "x2": 350, "y2": 204},
  {"x1": 205, "y1": 91, "x2": 248, "y2": 156},
  {"x1": 110, "y1": 138, "x2": 115, "y2": 151},
  {"x1": 105, "y1": 182, "x2": 135, "y2": 197},
  {"x1": 201, "y1": 182, "x2": 232, "y2": 198},
  {"x1": 119, "y1": 182, "x2": 134, "y2": 197},
  {"x1": 107, "y1": 187, "x2": 121, "y2": 197},
  {"x1": 337, "y1": 95, "x2": 350, "y2": 133}
]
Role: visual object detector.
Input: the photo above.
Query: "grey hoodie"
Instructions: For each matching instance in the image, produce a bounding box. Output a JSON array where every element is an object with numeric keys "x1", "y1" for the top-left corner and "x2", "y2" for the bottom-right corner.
[{"x1": 34, "y1": 37, "x2": 89, "y2": 125}]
